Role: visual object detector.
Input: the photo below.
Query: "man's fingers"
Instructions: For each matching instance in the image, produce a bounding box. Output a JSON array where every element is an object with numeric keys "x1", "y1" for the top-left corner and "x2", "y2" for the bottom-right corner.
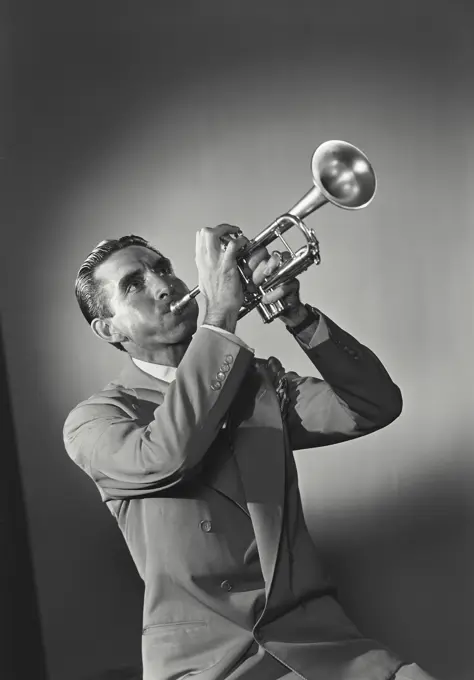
[
  {"x1": 196, "y1": 225, "x2": 242, "y2": 259},
  {"x1": 210, "y1": 223, "x2": 242, "y2": 236},
  {"x1": 251, "y1": 259, "x2": 270, "y2": 287},
  {"x1": 251, "y1": 249, "x2": 291, "y2": 287},
  {"x1": 202, "y1": 223, "x2": 243, "y2": 244},
  {"x1": 261, "y1": 285, "x2": 286, "y2": 305},
  {"x1": 246, "y1": 246, "x2": 269, "y2": 271},
  {"x1": 266, "y1": 250, "x2": 291, "y2": 274},
  {"x1": 261, "y1": 279, "x2": 299, "y2": 304},
  {"x1": 221, "y1": 235, "x2": 247, "y2": 264}
]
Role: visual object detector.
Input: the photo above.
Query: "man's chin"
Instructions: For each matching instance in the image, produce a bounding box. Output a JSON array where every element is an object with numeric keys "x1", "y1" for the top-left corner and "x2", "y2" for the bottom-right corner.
[{"x1": 172, "y1": 315, "x2": 198, "y2": 339}]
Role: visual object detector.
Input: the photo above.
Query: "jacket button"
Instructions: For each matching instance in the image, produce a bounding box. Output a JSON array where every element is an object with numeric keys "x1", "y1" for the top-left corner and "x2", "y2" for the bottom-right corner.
[
  {"x1": 200, "y1": 520, "x2": 212, "y2": 532},
  {"x1": 220, "y1": 580, "x2": 233, "y2": 591},
  {"x1": 211, "y1": 380, "x2": 222, "y2": 391},
  {"x1": 224, "y1": 355, "x2": 234, "y2": 363},
  {"x1": 216, "y1": 371, "x2": 226, "y2": 381},
  {"x1": 220, "y1": 364, "x2": 230, "y2": 373}
]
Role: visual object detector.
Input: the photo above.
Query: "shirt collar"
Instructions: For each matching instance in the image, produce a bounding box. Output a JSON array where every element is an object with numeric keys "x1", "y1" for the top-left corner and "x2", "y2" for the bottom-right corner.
[{"x1": 131, "y1": 357, "x2": 177, "y2": 383}]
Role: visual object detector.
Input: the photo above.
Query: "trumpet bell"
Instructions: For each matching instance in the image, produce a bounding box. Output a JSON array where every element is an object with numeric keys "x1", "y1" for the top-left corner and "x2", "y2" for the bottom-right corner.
[
  {"x1": 287, "y1": 140, "x2": 376, "y2": 220},
  {"x1": 312, "y1": 140, "x2": 376, "y2": 210},
  {"x1": 170, "y1": 139, "x2": 377, "y2": 321}
]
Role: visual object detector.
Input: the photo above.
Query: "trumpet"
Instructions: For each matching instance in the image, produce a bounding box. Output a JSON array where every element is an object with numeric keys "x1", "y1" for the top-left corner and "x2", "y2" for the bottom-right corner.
[{"x1": 170, "y1": 140, "x2": 376, "y2": 323}]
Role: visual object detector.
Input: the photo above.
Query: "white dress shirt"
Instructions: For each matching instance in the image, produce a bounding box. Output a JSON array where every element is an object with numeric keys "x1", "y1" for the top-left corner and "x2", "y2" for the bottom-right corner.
[
  {"x1": 132, "y1": 325, "x2": 254, "y2": 382},
  {"x1": 132, "y1": 314, "x2": 327, "y2": 381}
]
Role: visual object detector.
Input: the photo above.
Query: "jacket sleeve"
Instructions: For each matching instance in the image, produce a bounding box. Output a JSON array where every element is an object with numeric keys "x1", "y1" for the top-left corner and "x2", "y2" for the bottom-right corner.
[
  {"x1": 63, "y1": 327, "x2": 254, "y2": 497},
  {"x1": 277, "y1": 310, "x2": 403, "y2": 451}
]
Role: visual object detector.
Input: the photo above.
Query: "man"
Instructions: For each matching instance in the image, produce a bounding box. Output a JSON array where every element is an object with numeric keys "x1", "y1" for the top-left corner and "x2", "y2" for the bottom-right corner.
[{"x1": 64, "y1": 226, "x2": 435, "y2": 680}]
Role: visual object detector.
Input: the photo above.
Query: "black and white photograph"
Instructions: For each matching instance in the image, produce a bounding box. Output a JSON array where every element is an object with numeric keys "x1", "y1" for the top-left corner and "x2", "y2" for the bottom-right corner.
[{"x1": 2, "y1": 2, "x2": 473, "y2": 680}]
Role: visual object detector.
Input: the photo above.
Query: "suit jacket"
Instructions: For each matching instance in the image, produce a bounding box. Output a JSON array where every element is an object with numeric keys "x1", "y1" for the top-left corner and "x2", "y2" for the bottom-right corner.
[{"x1": 63, "y1": 311, "x2": 404, "y2": 680}]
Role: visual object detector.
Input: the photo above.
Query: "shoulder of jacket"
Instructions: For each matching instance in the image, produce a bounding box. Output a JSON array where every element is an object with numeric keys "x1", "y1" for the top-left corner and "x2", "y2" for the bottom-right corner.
[{"x1": 67, "y1": 382, "x2": 135, "y2": 418}]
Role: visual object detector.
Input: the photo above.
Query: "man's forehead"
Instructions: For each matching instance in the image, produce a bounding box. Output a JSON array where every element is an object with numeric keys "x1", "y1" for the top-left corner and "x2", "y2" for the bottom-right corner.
[{"x1": 96, "y1": 245, "x2": 167, "y2": 282}]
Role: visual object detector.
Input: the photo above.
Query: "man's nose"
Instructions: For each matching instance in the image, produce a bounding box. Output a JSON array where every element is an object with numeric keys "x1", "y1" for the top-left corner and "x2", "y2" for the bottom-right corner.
[{"x1": 151, "y1": 276, "x2": 174, "y2": 300}]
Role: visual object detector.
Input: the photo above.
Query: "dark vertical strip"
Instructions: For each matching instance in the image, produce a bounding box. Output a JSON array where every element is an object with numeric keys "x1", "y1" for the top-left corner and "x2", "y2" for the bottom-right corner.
[{"x1": 0, "y1": 323, "x2": 48, "y2": 680}]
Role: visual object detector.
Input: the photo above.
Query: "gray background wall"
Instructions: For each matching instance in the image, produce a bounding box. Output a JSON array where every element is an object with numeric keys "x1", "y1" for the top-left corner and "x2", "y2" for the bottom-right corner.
[{"x1": 4, "y1": 1, "x2": 474, "y2": 679}]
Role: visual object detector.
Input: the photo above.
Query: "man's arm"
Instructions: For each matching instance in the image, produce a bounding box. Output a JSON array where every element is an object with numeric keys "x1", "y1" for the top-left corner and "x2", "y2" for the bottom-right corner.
[
  {"x1": 63, "y1": 327, "x2": 254, "y2": 497},
  {"x1": 276, "y1": 308, "x2": 402, "y2": 450},
  {"x1": 246, "y1": 249, "x2": 401, "y2": 449}
]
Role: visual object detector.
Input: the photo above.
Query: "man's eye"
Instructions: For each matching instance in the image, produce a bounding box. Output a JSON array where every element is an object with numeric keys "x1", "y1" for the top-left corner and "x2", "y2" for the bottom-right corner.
[{"x1": 127, "y1": 279, "x2": 143, "y2": 293}]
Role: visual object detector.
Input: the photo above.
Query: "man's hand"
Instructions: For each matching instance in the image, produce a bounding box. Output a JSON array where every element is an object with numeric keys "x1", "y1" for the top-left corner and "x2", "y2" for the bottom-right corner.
[
  {"x1": 196, "y1": 224, "x2": 247, "y2": 333},
  {"x1": 247, "y1": 248, "x2": 309, "y2": 326}
]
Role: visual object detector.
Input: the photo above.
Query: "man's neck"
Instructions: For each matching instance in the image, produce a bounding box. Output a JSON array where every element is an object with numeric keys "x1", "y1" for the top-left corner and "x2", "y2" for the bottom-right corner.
[{"x1": 126, "y1": 338, "x2": 191, "y2": 367}]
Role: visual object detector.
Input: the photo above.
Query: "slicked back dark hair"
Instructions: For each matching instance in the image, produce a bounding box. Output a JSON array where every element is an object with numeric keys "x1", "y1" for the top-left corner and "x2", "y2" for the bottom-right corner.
[{"x1": 75, "y1": 235, "x2": 164, "y2": 352}]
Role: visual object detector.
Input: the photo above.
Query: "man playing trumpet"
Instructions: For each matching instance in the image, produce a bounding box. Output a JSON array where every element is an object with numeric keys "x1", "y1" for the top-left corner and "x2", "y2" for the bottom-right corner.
[{"x1": 64, "y1": 224, "x2": 436, "y2": 680}]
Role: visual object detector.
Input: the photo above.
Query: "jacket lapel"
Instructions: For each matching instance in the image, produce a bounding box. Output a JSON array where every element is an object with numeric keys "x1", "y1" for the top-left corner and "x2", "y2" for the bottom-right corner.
[
  {"x1": 230, "y1": 363, "x2": 286, "y2": 592},
  {"x1": 114, "y1": 357, "x2": 286, "y2": 593},
  {"x1": 113, "y1": 358, "x2": 251, "y2": 513}
]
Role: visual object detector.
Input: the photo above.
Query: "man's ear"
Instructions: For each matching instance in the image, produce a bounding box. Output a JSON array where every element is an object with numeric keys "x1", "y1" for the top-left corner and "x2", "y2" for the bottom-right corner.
[{"x1": 91, "y1": 318, "x2": 128, "y2": 345}]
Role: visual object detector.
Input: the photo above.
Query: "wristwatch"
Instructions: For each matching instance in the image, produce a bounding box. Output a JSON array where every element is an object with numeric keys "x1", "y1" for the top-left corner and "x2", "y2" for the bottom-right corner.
[{"x1": 285, "y1": 305, "x2": 319, "y2": 336}]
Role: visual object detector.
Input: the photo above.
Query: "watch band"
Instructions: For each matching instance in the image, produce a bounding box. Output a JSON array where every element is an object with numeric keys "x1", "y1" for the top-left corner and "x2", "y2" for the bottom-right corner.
[{"x1": 285, "y1": 305, "x2": 318, "y2": 336}]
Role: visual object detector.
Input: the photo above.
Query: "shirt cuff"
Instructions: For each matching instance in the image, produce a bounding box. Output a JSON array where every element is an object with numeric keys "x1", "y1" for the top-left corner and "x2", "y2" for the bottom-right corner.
[
  {"x1": 294, "y1": 310, "x2": 330, "y2": 348},
  {"x1": 201, "y1": 324, "x2": 255, "y2": 353}
]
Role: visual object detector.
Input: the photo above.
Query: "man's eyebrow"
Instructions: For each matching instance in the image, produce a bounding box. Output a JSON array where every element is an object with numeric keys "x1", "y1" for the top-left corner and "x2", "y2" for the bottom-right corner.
[
  {"x1": 118, "y1": 268, "x2": 142, "y2": 294},
  {"x1": 117, "y1": 257, "x2": 173, "y2": 294}
]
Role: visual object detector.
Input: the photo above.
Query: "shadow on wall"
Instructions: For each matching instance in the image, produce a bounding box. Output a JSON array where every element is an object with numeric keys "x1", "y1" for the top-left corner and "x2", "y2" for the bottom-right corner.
[
  {"x1": 83, "y1": 667, "x2": 142, "y2": 680},
  {"x1": 0, "y1": 322, "x2": 48, "y2": 680},
  {"x1": 301, "y1": 442, "x2": 474, "y2": 680}
]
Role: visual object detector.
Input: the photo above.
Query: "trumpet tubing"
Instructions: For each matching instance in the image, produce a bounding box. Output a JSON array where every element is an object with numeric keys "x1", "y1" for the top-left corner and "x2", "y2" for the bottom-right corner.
[{"x1": 170, "y1": 140, "x2": 376, "y2": 323}]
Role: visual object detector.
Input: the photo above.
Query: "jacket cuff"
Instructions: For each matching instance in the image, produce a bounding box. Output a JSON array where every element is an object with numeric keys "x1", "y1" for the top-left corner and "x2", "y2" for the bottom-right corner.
[
  {"x1": 287, "y1": 306, "x2": 330, "y2": 348},
  {"x1": 201, "y1": 324, "x2": 255, "y2": 353}
]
